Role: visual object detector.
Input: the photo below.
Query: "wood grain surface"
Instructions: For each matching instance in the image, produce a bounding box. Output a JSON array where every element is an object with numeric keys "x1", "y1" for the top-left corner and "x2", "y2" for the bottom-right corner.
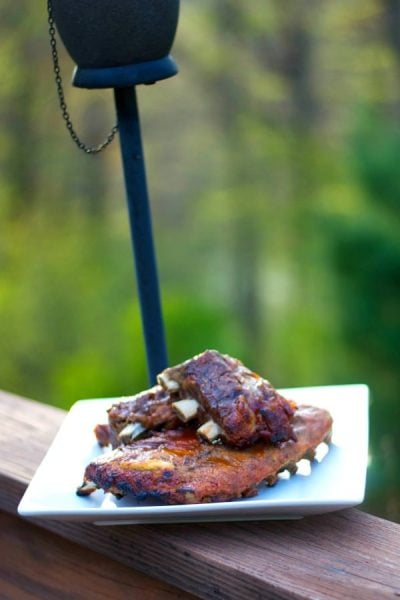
[
  {"x1": 1, "y1": 389, "x2": 400, "y2": 600},
  {"x1": 0, "y1": 511, "x2": 195, "y2": 600}
]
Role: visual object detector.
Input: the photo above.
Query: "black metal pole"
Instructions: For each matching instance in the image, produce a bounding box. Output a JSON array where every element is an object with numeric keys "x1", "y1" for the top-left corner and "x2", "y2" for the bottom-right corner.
[{"x1": 114, "y1": 86, "x2": 168, "y2": 384}]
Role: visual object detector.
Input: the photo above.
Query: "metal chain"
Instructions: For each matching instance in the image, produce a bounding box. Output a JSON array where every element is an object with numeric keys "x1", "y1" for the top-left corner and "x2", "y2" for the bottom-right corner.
[{"x1": 47, "y1": 0, "x2": 118, "y2": 154}]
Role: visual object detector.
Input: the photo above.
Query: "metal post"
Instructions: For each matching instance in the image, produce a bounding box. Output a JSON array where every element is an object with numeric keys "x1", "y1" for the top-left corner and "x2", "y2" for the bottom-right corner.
[{"x1": 114, "y1": 86, "x2": 168, "y2": 384}]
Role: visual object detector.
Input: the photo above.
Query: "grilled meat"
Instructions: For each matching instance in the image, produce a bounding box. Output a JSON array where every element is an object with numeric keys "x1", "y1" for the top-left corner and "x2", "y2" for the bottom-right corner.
[
  {"x1": 94, "y1": 351, "x2": 296, "y2": 449},
  {"x1": 94, "y1": 423, "x2": 114, "y2": 447},
  {"x1": 108, "y1": 385, "x2": 177, "y2": 432},
  {"x1": 95, "y1": 385, "x2": 180, "y2": 448},
  {"x1": 158, "y1": 350, "x2": 296, "y2": 447},
  {"x1": 78, "y1": 404, "x2": 332, "y2": 504}
]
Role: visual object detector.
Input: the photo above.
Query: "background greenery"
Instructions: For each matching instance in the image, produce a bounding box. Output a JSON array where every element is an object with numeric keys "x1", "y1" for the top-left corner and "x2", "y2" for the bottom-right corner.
[{"x1": 0, "y1": 0, "x2": 399, "y2": 521}]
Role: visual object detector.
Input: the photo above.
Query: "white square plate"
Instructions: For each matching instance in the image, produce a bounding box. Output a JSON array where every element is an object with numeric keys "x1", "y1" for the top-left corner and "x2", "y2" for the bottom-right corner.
[{"x1": 18, "y1": 384, "x2": 369, "y2": 525}]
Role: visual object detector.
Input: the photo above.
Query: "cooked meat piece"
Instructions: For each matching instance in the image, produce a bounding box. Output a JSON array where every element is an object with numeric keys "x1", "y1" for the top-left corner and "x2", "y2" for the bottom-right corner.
[
  {"x1": 93, "y1": 423, "x2": 123, "y2": 448},
  {"x1": 78, "y1": 405, "x2": 332, "y2": 504},
  {"x1": 105, "y1": 385, "x2": 180, "y2": 447},
  {"x1": 158, "y1": 350, "x2": 296, "y2": 447},
  {"x1": 97, "y1": 352, "x2": 296, "y2": 449},
  {"x1": 94, "y1": 423, "x2": 112, "y2": 447}
]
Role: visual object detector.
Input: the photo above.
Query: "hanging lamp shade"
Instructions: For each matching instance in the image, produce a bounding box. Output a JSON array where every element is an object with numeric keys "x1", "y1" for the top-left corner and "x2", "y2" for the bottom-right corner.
[{"x1": 51, "y1": 0, "x2": 180, "y2": 69}]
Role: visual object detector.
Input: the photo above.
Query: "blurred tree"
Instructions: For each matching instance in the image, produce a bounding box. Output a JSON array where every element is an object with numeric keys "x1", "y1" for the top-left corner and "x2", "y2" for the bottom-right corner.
[
  {"x1": 382, "y1": 0, "x2": 400, "y2": 75},
  {"x1": 327, "y1": 109, "x2": 400, "y2": 521}
]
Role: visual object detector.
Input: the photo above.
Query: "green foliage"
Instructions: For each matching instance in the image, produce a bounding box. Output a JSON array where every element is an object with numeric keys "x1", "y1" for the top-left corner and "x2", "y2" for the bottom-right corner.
[
  {"x1": 326, "y1": 110, "x2": 400, "y2": 519},
  {"x1": 351, "y1": 109, "x2": 400, "y2": 212}
]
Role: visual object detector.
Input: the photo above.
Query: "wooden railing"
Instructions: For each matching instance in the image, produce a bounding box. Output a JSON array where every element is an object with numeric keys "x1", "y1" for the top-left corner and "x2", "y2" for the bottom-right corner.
[{"x1": 1, "y1": 389, "x2": 399, "y2": 599}]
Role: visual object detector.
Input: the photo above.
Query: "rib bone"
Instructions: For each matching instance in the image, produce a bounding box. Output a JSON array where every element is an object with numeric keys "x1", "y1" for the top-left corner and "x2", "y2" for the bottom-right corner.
[
  {"x1": 172, "y1": 399, "x2": 200, "y2": 422},
  {"x1": 197, "y1": 419, "x2": 223, "y2": 442},
  {"x1": 76, "y1": 481, "x2": 97, "y2": 496},
  {"x1": 157, "y1": 373, "x2": 180, "y2": 392},
  {"x1": 118, "y1": 422, "x2": 147, "y2": 443}
]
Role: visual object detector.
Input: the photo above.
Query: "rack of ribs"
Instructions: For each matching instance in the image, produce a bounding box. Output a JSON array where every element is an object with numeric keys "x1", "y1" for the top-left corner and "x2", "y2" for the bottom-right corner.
[
  {"x1": 78, "y1": 404, "x2": 332, "y2": 503},
  {"x1": 157, "y1": 350, "x2": 297, "y2": 447},
  {"x1": 94, "y1": 385, "x2": 179, "y2": 448},
  {"x1": 95, "y1": 350, "x2": 297, "y2": 449}
]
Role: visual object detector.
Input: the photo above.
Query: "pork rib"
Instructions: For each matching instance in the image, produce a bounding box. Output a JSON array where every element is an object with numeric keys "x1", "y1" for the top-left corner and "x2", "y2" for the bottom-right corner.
[
  {"x1": 158, "y1": 350, "x2": 296, "y2": 447},
  {"x1": 94, "y1": 385, "x2": 179, "y2": 448},
  {"x1": 78, "y1": 404, "x2": 332, "y2": 504}
]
